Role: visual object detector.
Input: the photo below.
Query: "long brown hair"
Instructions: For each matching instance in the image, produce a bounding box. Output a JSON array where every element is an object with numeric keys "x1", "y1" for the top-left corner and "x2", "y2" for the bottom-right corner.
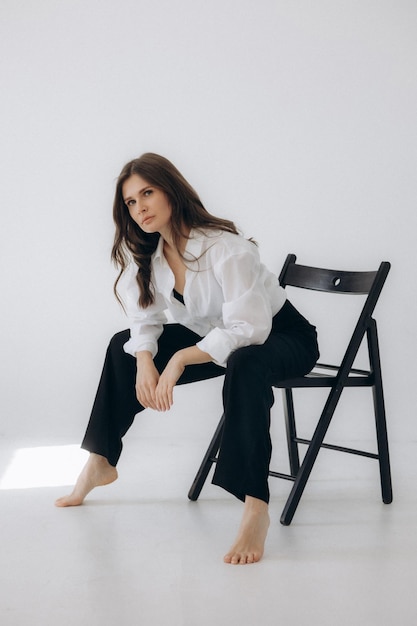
[{"x1": 111, "y1": 153, "x2": 239, "y2": 308}]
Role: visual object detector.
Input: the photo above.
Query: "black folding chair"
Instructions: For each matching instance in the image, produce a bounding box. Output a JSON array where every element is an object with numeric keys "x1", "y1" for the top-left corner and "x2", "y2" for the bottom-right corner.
[{"x1": 188, "y1": 254, "x2": 392, "y2": 525}]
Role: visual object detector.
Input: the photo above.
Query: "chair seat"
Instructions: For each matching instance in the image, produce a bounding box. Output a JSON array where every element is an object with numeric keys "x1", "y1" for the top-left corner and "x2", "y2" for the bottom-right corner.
[{"x1": 278, "y1": 363, "x2": 374, "y2": 388}]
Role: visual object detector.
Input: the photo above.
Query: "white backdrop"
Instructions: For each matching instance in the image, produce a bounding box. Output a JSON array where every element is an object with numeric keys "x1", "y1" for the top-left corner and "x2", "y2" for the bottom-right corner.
[{"x1": 1, "y1": 0, "x2": 416, "y2": 448}]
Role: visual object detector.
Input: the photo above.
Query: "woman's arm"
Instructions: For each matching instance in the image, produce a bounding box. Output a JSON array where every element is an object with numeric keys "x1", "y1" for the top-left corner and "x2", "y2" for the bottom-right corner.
[
  {"x1": 135, "y1": 350, "x2": 161, "y2": 410},
  {"x1": 154, "y1": 345, "x2": 213, "y2": 411},
  {"x1": 123, "y1": 263, "x2": 168, "y2": 359},
  {"x1": 196, "y1": 245, "x2": 285, "y2": 366}
]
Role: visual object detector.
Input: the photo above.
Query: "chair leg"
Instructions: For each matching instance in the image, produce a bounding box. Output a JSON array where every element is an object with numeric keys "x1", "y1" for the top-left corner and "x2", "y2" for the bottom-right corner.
[
  {"x1": 280, "y1": 386, "x2": 342, "y2": 526},
  {"x1": 367, "y1": 322, "x2": 393, "y2": 504},
  {"x1": 188, "y1": 413, "x2": 225, "y2": 501},
  {"x1": 282, "y1": 388, "x2": 300, "y2": 476}
]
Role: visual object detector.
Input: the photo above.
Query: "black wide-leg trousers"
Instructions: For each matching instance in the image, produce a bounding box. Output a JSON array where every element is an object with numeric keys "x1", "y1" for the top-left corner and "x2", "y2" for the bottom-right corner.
[{"x1": 81, "y1": 300, "x2": 319, "y2": 504}]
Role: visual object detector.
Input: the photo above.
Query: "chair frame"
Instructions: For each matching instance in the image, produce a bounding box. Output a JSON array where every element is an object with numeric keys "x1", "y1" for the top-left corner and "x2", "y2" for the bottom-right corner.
[{"x1": 188, "y1": 254, "x2": 392, "y2": 525}]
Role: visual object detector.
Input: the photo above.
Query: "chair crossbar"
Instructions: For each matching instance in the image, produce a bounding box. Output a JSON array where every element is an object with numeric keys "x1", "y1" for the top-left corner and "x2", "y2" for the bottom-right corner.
[
  {"x1": 314, "y1": 363, "x2": 372, "y2": 376},
  {"x1": 208, "y1": 436, "x2": 379, "y2": 470},
  {"x1": 269, "y1": 471, "x2": 295, "y2": 481},
  {"x1": 294, "y1": 438, "x2": 379, "y2": 459}
]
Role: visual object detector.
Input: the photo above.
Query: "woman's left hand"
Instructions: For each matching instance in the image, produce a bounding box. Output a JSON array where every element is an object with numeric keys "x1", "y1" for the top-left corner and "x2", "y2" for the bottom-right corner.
[{"x1": 155, "y1": 354, "x2": 185, "y2": 411}]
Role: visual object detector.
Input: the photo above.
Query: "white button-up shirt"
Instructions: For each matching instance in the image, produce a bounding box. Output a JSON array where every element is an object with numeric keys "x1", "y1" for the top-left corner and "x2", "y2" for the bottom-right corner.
[{"x1": 123, "y1": 228, "x2": 286, "y2": 367}]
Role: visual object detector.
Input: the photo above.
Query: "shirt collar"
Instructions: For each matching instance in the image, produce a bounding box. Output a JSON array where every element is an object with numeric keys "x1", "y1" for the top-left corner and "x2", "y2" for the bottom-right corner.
[
  {"x1": 153, "y1": 235, "x2": 165, "y2": 262},
  {"x1": 152, "y1": 228, "x2": 206, "y2": 264}
]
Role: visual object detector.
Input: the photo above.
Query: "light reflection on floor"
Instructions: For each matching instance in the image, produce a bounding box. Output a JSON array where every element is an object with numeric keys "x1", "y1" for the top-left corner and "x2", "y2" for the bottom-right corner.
[{"x1": 0, "y1": 444, "x2": 87, "y2": 489}]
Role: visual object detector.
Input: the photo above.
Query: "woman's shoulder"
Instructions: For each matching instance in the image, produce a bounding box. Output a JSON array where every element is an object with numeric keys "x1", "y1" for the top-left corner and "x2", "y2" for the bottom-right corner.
[
  {"x1": 193, "y1": 227, "x2": 253, "y2": 252},
  {"x1": 185, "y1": 228, "x2": 258, "y2": 272}
]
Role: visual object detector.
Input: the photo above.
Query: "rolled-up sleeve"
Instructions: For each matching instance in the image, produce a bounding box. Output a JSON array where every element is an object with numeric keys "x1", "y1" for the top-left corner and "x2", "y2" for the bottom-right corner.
[
  {"x1": 122, "y1": 265, "x2": 167, "y2": 358},
  {"x1": 196, "y1": 248, "x2": 276, "y2": 366}
]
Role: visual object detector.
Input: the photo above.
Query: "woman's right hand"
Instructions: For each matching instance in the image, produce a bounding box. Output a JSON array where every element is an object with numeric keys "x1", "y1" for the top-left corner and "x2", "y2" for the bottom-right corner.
[{"x1": 135, "y1": 351, "x2": 160, "y2": 410}]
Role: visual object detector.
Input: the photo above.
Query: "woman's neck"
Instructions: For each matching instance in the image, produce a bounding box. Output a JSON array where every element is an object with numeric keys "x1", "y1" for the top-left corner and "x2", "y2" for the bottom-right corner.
[{"x1": 161, "y1": 225, "x2": 190, "y2": 256}]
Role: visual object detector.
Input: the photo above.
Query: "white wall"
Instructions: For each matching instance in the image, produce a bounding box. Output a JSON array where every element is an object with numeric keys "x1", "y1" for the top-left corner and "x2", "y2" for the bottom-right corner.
[{"x1": 1, "y1": 0, "x2": 416, "y2": 445}]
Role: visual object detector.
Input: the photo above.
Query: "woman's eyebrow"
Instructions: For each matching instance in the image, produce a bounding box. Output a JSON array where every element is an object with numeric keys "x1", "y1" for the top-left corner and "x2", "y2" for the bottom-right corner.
[{"x1": 123, "y1": 186, "x2": 151, "y2": 202}]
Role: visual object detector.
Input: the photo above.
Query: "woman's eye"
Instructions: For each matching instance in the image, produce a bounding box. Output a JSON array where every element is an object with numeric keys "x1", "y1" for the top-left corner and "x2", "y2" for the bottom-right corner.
[
  {"x1": 126, "y1": 200, "x2": 135, "y2": 207},
  {"x1": 144, "y1": 189, "x2": 152, "y2": 197}
]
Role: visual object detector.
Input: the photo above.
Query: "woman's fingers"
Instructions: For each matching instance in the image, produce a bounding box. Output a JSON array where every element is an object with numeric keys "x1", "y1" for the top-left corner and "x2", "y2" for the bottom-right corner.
[
  {"x1": 136, "y1": 356, "x2": 183, "y2": 411},
  {"x1": 136, "y1": 382, "x2": 158, "y2": 409},
  {"x1": 154, "y1": 357, "x2": 184, "y2": 410},
  {"x1": 135, "y1": 346, "x2": 197, "y2": 413},
  {"x1": 135, "y1": 360, "x2": 160, "y2": 409},
  {"x1": 155, "y1": 382, "x2": 174, "y2": 412},
  {"x1": 136, "y1": 380, "x2": 172, "y2": 411}
]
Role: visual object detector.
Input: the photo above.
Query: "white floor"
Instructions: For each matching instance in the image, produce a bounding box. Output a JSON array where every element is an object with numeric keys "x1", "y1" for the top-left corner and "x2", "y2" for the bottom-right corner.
[{"x1": 1, "y1": 382, "x2": 416, "y2": 626}]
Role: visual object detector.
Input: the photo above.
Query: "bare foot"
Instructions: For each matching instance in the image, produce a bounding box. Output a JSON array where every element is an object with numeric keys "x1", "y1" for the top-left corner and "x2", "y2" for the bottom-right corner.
[
  {"x1": 224, "y1": 496, "x2": 270, "y2": 565},
  {"x1": 55, "y1": 453, "x2": 118, "y2": 507}
]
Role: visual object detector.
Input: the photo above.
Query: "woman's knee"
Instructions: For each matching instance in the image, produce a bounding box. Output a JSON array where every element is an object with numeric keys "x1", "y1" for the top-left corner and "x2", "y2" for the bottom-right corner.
[
  {"x1": 226, "y1": 345, "x2": 268, "y2": 377},
  {"x1": 224, "y1": 345, "x2": 275, "y2": 410}
]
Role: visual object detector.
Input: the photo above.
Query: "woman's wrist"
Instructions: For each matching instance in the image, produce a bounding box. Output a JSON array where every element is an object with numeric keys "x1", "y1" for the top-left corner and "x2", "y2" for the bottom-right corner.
[
  {"x1": 135, "y1": 351, "x2": 154, "y2": 366},
  {"x1": 174, "y1": 346, "x2": 212, "y2": 367}
]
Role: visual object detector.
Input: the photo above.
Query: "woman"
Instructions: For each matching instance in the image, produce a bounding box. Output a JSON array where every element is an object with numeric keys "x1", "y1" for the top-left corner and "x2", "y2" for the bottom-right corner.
[{"x1": 56, "y1": 153, "x2": 319, "y2": 565}]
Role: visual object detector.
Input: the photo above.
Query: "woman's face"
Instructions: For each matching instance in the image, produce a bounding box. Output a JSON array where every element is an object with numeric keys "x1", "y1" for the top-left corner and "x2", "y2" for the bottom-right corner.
[{"x1": 122, "y1": 174, "x2": 172, "y2": 237}]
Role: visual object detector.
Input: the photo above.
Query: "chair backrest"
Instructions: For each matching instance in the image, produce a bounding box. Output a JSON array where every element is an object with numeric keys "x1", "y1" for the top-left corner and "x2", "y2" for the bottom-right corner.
[
  {"x1": 278, "y1": 254, "x2": 391, "y2": 382},
  {"x1": 278, "y1": 254, "x2": 389, "y2": 295}
]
